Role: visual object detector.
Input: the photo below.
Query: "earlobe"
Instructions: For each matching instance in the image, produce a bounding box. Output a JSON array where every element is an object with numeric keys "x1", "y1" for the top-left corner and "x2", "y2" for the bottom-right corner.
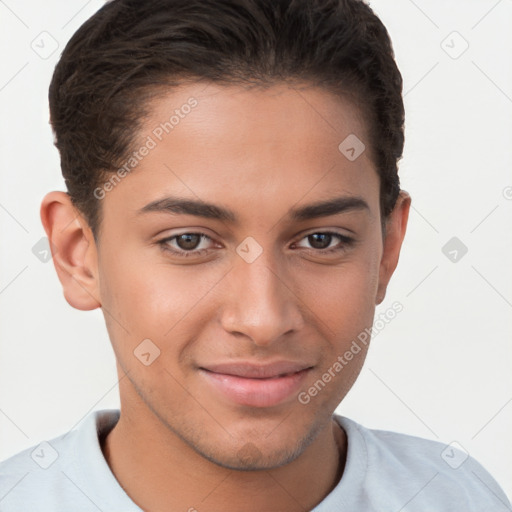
[
  {"x1": 40, "y1": 191, "x2": 101, "y2": 311},
  {"x1": 375, "y1": 190, "x2": 411, "y2": 305}
]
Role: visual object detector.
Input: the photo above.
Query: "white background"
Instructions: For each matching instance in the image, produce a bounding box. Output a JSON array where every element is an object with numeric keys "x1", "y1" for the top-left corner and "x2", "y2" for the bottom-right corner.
[{"x1": 1, "y1": 0, "x2": 511, "y2": 504}]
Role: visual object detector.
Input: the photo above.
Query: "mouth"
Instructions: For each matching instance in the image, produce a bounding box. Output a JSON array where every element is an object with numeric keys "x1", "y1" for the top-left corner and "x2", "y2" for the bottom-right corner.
[{"x1": 199, "y1": 361, "x2": 313, "y2": 408}]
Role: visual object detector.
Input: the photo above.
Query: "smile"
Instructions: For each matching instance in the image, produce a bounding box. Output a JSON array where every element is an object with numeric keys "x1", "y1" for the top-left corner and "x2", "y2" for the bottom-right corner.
[{"x1": 199, "y1": 361, "x2": 313, "y2": 408}]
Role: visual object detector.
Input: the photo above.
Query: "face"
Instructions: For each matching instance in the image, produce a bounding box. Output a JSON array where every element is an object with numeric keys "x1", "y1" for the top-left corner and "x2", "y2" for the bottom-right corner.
[{"x1": 54, "y1": 82, "x2": 408, "y2": 471}]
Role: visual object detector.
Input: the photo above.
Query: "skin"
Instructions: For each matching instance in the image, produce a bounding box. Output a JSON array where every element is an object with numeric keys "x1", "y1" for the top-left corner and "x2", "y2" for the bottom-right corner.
[{"x1": 41, "y1": 82, "x2": 410, "y2": 512}]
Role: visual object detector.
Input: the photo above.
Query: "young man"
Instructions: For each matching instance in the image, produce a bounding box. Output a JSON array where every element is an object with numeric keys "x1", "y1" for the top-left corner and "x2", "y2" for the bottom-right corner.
[{"x1": 0, "y1": 0, "x2": 509, "y2": 510}]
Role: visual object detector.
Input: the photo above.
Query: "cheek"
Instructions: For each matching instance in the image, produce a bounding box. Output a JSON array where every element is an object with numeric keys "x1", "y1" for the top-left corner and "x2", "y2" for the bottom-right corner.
[
  {"x1": 300, "y1": 248, "x2": 381, "y2": 337},
  {"x1": 97, "y1": 249, "x2": 226, "y2": 354},
  {"x1": 295, "y1": 259, "x2": 380, "y2": 407}
]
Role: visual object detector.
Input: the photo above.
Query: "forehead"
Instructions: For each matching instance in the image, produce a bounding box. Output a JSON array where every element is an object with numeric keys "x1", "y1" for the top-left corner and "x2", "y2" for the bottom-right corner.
[
  {"x1": 102, "y1": 82, "x2": 379, "y2": 225},
  {"x1": 141, "y1": 81, "x2": 371, "y2": 162}
]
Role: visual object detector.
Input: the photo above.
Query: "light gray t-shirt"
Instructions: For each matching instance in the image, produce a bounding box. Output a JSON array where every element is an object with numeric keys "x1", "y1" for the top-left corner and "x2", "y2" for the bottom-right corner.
[{"x1": 0, "y1": 409, "x2": 509, "y2": 511}]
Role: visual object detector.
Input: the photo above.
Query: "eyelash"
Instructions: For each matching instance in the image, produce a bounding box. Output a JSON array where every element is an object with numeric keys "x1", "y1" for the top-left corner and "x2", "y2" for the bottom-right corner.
[{"x1": 157, "y1": 231, "x2": 354, "y2": 259}]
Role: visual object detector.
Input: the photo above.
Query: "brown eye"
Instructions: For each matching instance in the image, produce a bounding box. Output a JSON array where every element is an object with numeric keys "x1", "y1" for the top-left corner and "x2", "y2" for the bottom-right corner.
[
  {"x1": 158, "y1": 232, "x2": 214, "y2": 258},
  {"x1": 294, "y1": 231, "x2": 354, "y2": 255},
  {"x1": 307, "y1": 233, "x2": 333, "y2": 250},
  {"x1": 175, "y1": 233, "x2": 202, "y2": 250}
]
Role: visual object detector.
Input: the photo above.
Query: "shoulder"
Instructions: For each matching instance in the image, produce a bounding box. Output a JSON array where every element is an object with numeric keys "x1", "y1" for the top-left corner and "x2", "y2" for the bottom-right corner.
[
  {"x1": 334, "y1": 415, "x2": 511, "y2": 511},
  {"x1": 0, "y1": 409, "x2": 121, "y2": 510},
  {"x1": 0, "y1": 429, "x2": 77, "y2": 508}
]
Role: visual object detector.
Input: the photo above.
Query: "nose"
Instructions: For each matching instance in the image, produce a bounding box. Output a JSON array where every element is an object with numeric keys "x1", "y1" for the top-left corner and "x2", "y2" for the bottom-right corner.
[{"x1": 220, "y1": 248, "x2": 305, "y2": 347}]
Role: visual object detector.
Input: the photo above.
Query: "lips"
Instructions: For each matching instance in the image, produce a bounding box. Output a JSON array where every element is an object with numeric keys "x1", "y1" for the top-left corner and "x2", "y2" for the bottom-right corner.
[
  {"x1": 202, "y1": 361, "x2": 311, "y2": 379},
  {"x1": 199, "y1": 361, "x2": 313, "y2": 408}
]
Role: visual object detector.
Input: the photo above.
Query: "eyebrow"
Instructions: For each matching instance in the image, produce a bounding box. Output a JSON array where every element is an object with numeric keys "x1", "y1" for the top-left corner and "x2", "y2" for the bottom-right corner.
[{"x1": 137, "y1": 195, "x2": 369, "y2": 222}]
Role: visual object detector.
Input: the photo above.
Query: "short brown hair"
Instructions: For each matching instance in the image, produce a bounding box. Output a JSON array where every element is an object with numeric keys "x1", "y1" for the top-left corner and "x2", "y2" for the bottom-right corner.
[{"x1": 49, "y1": 0, "x2": 404, "y2": 238}]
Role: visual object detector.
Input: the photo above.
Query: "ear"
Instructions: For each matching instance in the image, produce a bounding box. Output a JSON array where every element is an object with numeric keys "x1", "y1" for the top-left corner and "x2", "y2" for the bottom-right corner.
[
  {"x1": 376, "y1": 190, "x2": 411, "y2": 305},
  {"x1": 40, "y1": 191, "x2": 101, "y2": 311}
]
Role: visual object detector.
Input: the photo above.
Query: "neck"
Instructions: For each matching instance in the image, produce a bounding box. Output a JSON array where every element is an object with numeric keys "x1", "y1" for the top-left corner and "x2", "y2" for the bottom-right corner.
[{"x1": 102, "y1": 407, "x2": 346, "y2": 512}]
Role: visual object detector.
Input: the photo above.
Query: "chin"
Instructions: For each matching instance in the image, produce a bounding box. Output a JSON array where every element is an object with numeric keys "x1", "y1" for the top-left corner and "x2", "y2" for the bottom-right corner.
[
  {"x1": 186, "y1": 418, "x2": 323, "y2": 472},
  {"x1": 198, "y1": 439, "x2": 304, "y2": 471}
]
